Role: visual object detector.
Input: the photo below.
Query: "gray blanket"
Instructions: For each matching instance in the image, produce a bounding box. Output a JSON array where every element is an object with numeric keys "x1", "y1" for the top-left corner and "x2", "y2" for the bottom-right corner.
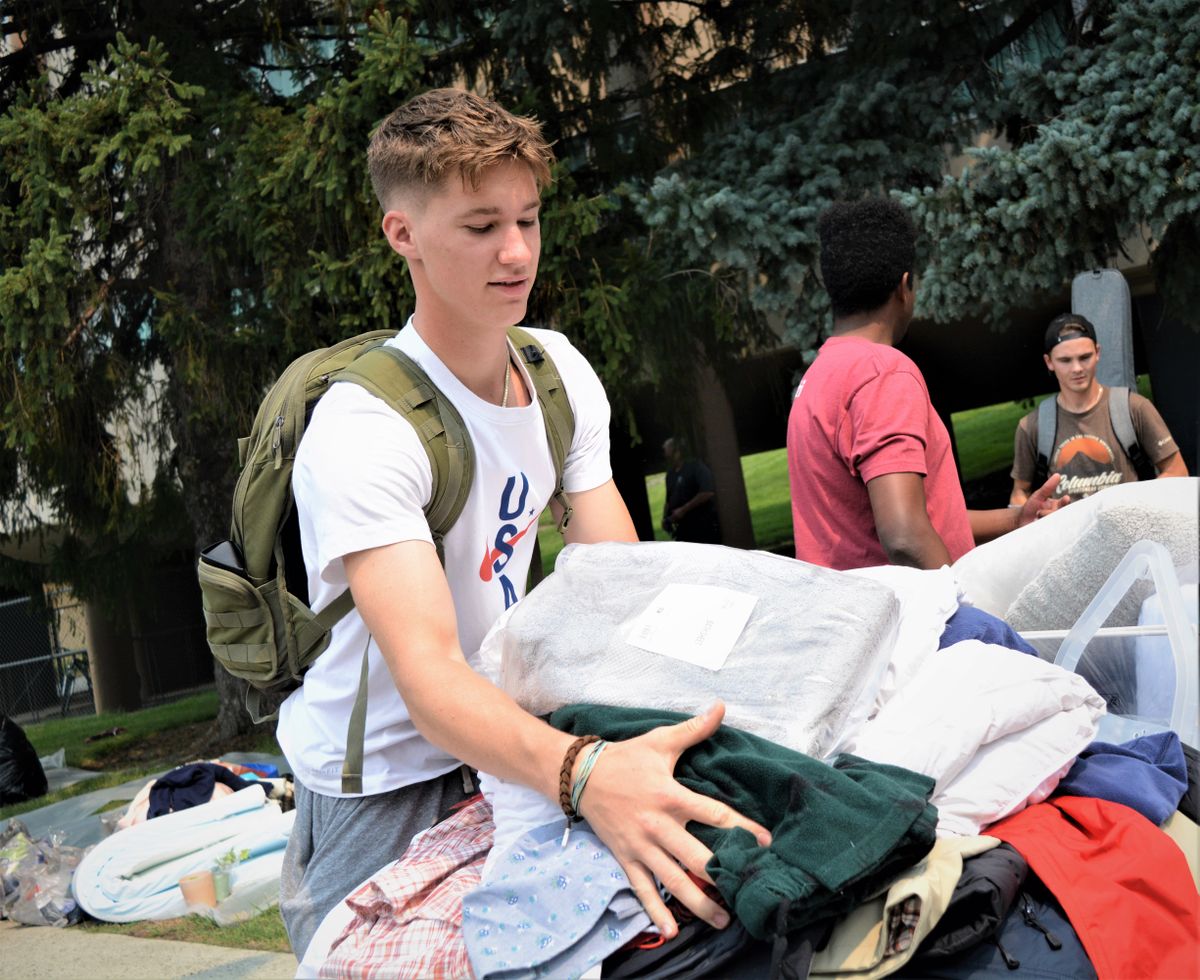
[{"x1": 1005, "y1": 505, "x2": 1198, "y2": 631}]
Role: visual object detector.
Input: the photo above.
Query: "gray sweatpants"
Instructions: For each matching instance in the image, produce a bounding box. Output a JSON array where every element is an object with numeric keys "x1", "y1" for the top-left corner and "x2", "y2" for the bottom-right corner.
[{"x1": 280, "y1": 769, "x2": 472, "y2": 960}]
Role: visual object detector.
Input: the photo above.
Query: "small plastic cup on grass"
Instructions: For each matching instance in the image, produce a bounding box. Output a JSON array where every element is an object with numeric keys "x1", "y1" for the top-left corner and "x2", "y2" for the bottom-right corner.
[{"x1": 179, "y1": 869, "x2": 217, "y2": 908}]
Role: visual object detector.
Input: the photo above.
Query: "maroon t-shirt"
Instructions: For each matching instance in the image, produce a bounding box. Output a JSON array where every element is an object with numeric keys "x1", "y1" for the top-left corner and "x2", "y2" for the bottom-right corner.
[{"x1": 787, "y1": 336, "x2": 973, "y2": 570}]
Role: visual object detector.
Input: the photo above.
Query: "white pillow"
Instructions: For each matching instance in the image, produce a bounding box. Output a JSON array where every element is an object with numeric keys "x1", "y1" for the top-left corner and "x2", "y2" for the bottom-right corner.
[{"x1": 848, "y1": 640, "x2": 1105, "y2": 836}]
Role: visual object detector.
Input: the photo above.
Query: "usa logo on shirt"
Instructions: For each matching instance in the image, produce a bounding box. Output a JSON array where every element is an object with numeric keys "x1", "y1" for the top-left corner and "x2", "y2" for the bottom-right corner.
[{"x1": 479, "y1": 472, "x2": 539, "y2": 608}]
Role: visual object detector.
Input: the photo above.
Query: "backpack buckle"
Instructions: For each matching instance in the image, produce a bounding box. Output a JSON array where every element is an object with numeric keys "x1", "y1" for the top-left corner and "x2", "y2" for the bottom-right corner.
[{"x1": 520, "y1": 344, "x2": 544, "y2": 365}]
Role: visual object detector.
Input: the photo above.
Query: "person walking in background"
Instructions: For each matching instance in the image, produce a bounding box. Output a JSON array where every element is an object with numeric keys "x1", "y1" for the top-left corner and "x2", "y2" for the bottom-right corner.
[
  {"x1": 662, "y1": 436, "x2": 722, "y2": 544},
  {"x1": 786, "y1": 197, "x2": 1065, "y2": 572},
  {"x1": 1009, "y1": 313, "x2": 1187, "y2": 506}
]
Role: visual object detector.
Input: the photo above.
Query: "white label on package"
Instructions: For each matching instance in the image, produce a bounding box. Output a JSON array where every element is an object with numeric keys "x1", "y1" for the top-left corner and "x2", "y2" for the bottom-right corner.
[{"x1": 624, "y1": 584, "x2": 758, "y2": 670}]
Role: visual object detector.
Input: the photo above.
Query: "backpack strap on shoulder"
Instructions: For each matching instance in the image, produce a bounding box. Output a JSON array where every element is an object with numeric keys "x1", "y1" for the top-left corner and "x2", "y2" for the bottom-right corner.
[
  {"x1": 509, "y1": 326, "x2": 575, "y2": 533},
  {"x1": 336, "y1": 345, "x2": 474, "y2": 553},
  {"x1": 1107, "y1": 385, "x2": 1155, "y2": 480},
  {"x1": 1035, "y1": 395, "x2": 1057, "y2": 484}
]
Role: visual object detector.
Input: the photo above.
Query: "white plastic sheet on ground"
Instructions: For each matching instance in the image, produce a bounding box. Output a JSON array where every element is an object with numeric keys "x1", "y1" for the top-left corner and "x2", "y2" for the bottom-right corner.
[{"x1": 72, "y1": 784, "x2": 294, "y2": 924}]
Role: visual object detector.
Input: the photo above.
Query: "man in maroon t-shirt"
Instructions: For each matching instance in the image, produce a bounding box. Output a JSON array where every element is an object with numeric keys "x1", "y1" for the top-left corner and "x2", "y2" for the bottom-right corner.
[{"x1": 787, "y1": 198, "x2": 1064, "y2": 570}]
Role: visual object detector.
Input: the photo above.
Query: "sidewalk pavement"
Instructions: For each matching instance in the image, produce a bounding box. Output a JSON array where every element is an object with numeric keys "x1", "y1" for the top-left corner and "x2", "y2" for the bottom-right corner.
[{"x1": 0, "y1": 919, "x2": 297, "y2": 979}]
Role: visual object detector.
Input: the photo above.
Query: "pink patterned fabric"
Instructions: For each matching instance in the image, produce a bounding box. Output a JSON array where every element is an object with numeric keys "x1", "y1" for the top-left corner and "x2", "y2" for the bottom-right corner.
[{"x1": 319, "y1": 795, "x2": 494, "y2": 979}]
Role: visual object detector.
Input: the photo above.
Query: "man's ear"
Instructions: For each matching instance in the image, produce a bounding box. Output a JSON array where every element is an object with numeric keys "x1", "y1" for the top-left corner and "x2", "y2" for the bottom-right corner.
[
  {"x1": 1044, "y1": 353, "x2": 1054, "y2": 373},
  {"x1": 381, "y1": 209, "x2": 418, "y2": 260},
  {"x1": 895, "y1": 272, "x2": 917, "y2": 316}
]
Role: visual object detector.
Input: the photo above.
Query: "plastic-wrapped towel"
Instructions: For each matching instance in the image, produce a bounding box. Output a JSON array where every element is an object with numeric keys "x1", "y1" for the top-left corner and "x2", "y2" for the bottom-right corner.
[{"x1": 485, "y1": 541, "x2": 900, "y2": 759}]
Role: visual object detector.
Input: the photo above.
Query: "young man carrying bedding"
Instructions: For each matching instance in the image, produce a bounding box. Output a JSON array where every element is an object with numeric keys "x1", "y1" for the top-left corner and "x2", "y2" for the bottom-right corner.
[{"x1": 275, "y1": 87, "x2": 770, "y2": 958}]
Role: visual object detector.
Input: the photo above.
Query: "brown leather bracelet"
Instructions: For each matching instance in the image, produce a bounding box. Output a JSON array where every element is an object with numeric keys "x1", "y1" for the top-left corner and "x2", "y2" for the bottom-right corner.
[{"x1": 558, "y1": 734, "x2": 600, "y2": 818}]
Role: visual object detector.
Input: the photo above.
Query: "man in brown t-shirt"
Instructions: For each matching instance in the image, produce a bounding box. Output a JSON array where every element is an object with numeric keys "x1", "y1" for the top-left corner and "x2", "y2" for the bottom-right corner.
[{"x1": 1010, "y1": 314, "x2": 1188, "y2": 504}]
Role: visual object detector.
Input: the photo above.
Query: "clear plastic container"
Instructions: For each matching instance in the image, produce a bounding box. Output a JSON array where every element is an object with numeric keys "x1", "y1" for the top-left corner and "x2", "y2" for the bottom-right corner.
[
  {"x1": 1042, "y1": 540, "x2": 1199, "y2": 747},
  {"x1": 1134, "y1": 582, "x2": 1199, "y2": 740}
]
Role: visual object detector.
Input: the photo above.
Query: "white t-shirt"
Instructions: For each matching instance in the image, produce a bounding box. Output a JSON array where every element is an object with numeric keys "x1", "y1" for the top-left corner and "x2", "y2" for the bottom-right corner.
[{"x1": 277, "y1": 321, "x2": 613, "y2": 797}]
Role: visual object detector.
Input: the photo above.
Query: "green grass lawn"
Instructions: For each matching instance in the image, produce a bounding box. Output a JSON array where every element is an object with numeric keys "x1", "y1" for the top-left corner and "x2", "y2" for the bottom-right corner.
[
  {"x1": 0, "y1": 692, "x2": 225, "y2": 824},
  {"x1": 2, "y1": 690, "x2": 282, "y2": 823},
  {"x1": 643, "y1": 451, "x2": 795, "y2": 552},
  {"x1": 82, "y1": 907, "x2": 291, "y2": 953},
  {"x1": 18, "y1": 691, "x2": 221, "y2": 770},
  {"x1": 536, "y1": 446, "x2": 796, "y2": 572},
  {"x1": 951, "y1": 399, "x2": 1032, "y2": 482}
]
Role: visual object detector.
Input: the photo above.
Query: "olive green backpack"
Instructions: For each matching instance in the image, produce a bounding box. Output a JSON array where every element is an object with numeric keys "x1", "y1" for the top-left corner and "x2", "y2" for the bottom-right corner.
[{"x1": 197, "y1": 326, "x2": 574, "y2": 792}]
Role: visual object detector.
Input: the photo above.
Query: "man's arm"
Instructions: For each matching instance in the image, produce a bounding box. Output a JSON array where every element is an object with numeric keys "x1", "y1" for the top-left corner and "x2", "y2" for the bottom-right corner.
[
  {"x1": 1128, "y1": 394, "x2": 1188, "y2": 478},
  {"x1": 865, "y1": 472, "x2": 953, "y2": 569},
  {"x1": 552, "y1": 478, "x2": 638, "y2": 545},
  {"x1": 970, "y1": 473, "x2": 1066, "y2": 543},
  {"x1": 1009, "y1": 480, "x2": 1032, "y2": 506},
  {"x1": 670, "y1": 489, "x2": 715, "y2": 525},
  {"x1": 1156, "y1": 451, "x2": 1189, "y2": 478}
]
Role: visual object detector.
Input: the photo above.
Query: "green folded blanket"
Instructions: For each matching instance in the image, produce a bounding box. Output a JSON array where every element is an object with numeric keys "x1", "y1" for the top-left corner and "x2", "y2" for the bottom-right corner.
[{"x1": 551, "y1": 704, "x2": 938, "y2": 941}]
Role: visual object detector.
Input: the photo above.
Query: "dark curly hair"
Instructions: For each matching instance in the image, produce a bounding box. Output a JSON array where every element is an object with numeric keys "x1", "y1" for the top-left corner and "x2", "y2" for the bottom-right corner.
[{"x1": 817, "y1": 198, "x2": 916, "y2": 318}]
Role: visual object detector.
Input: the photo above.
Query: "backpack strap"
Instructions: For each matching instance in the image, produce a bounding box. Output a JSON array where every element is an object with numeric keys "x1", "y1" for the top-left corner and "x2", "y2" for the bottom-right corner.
[
  {"x1": 509, "y1": 326, "x2": 575, "y2": 532},
  {"x1": 1034, "y1": 395, "x2": 1058, "y2": 484},
  {"x1": 293, "y1": 589, "x2": 357, "y2": 661},
  {"x1": 337, "y1": 345, "x2": 475, "y2": 549},
  {"x1": 1107, "y1": 386, "x2": 1155, "y2": 480},
  {"x1": 328, "y1": 345, "x2": 475, "y2": 794},
  {"x1": 340, "y1": 637, "x2": 372, "y2": 795}
]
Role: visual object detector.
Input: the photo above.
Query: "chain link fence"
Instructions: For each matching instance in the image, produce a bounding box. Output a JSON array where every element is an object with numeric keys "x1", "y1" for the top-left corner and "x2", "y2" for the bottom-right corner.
[
  {"x1": 0, "y1": 569, "x2": 215, "y2": 724},
  {"x1": 0, "y1": 589, "x2": 92, "y2": 722}
]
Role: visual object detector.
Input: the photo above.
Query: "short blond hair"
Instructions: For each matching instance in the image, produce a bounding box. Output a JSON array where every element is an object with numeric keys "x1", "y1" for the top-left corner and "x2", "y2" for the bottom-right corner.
[{"x1": 367, "y1": 88, "x2": 554, "y2": 210}]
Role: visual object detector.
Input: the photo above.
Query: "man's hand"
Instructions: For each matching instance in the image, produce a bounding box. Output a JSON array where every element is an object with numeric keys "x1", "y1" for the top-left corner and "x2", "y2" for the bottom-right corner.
[
  {"x1": 1016, "y1": 473, "x2": 1069, "y2": 527},
  {"x1": 576, "y1": 702, "x2": 772, "y2": 938}
]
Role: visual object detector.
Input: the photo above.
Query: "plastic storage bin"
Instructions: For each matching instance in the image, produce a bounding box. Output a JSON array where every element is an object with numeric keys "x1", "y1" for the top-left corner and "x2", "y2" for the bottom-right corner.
[
  {"x1": 1048, "y1": 541, "x2": 1198, "y2": 747},
  {"x1": 1134, "y1": 582, "x2": 1199, "y2": 739}
]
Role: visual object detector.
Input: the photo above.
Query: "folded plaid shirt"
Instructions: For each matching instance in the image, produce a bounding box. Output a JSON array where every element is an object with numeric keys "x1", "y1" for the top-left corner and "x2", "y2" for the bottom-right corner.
[{"x1": 320, "y1": 795, "x2": 495, "y2": 979}]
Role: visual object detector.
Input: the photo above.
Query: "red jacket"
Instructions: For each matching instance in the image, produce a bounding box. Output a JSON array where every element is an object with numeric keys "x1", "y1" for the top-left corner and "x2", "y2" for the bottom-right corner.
[{"x1": 989, "y1": 795, "x2": 1199, "y2": 979}]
